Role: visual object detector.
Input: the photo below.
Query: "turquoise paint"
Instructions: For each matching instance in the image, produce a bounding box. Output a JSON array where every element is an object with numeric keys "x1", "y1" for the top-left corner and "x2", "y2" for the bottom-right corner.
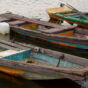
[
  {"x1": 0, "y1": 49, "x2": 32, "y2": 61},
  {"x1": 59, "y1": 60, "x2": 81, "y2": 67},
  {"x1": 31, "y1": 52, "x2": 59, "y2": 66},
  {"x1": 0, "y1": 47, "x2": 81, "y2": 68}
]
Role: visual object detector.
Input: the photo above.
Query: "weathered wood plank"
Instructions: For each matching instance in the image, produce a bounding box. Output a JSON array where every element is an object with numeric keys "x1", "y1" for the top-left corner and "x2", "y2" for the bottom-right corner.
[
  {"x1": 75, "y1": 27, "x2": 88, "y2": 35},
  {"x1": 0, "y1": 58, "x2": 85, "y2": 80},
  {"x1": 0, "y1": 42, "x2": 20, "y2": 51},
  {"x1": 0, "y1": 17, "x2": 9, "y2": 22},
  {"x1": 8, "y1": 20, "x2": 25, "y2": 25},
  {"x1": 0, "y1": 13, "x2": 75, "y2": 29},
  {"x1": 0, "y1": 38, "x2": 28, "y2": 50}
]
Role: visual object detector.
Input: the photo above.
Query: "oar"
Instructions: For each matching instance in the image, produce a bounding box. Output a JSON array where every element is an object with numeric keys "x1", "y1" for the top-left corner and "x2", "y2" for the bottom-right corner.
[{"x1": 59, "y1": 1, "x2": 88, "y2": 19}]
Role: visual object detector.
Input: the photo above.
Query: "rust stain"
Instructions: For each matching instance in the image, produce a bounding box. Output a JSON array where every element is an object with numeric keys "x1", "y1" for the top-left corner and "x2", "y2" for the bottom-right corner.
[
  {"x1": 0, "y1": 66, "x2": 24, "y2": 76},
  {"x1": 21, "y1": 24, "x2": 37, "y2": 30},
  {"x1": 59, "y1": 43, "x2": 69, "y2": 47},
  {"x1": 58, "y1": 30, "x2": 74, "y2": 37}
]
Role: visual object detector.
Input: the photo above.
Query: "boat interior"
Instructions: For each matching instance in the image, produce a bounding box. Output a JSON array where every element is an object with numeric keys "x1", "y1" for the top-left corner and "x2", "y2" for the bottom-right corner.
[
  {"x1": 0, "y1": 13, "x2": 88, "y2": 40},
  {"x1": 18, "y1": 22, "x2": 88, "y2": 39},
  {"x1": 0, "y1": 45, "x2": 84, "y2": 69}
]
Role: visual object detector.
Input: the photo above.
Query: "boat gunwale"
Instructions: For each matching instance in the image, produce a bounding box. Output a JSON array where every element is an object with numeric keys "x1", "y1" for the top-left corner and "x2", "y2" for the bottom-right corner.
[{"x1": 11, "y1": 26, "x2": 88, "y2": 46}]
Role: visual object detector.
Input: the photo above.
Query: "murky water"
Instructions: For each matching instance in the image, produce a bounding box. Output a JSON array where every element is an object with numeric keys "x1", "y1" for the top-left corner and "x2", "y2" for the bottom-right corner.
[{"x1": 0, "y1": 72, "x2": 81, "y2": 88}]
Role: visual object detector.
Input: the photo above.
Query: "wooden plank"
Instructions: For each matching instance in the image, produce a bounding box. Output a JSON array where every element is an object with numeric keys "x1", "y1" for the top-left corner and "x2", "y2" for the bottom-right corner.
[
  {"x1": 0, "y1": 13, "x2": 75, "y2": 29},
  {"x1": 0, "y1": 42, "x2": 20, "y2": 51},
  {"x1": 0, "y1": 17, "x2": 9, "y2": 22},
  {"x1": 0, "y1": 58, "x2": 85, "y2": 80},
  {"x1": 7, "y1": 20, "x2": 25, "y2": 25},
  {"x1": 38, "y1": 28, "x2": 73, "y2": 34},
  {"x1": 75, "y1": 27, "x2": 88, "y2": 35},
  {"x1": 0, "y1": 38, "x2": 28, "y2": 50}
]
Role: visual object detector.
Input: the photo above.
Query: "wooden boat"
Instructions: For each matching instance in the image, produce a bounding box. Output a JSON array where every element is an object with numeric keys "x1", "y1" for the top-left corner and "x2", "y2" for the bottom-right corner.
[
  {"x1": 1, "y1": 13, "x2": 88, "y2": 50},
  {"x1": 46, "y1": 4, "x2": 88, "y2": 29},
  {"x1": 0, "y1": 43, "x2": 88, "y2": 81}
]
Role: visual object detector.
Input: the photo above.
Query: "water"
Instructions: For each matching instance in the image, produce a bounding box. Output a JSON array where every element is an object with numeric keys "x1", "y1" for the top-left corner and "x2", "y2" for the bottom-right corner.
[{"x1": 0, "y1": 72, "x2": 81, "y2": 88}]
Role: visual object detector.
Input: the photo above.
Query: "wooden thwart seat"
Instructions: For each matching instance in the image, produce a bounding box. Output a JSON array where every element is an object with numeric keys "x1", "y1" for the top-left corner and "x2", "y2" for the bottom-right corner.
[{"x1": 38, "y1": 27, "x2": 75, "y2": 34}]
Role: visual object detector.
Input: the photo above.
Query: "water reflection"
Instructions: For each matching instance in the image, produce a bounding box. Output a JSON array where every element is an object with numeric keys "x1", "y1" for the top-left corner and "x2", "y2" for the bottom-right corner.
[{"x1": 0, "y1": 72, "x2": 81, "y2": 88}]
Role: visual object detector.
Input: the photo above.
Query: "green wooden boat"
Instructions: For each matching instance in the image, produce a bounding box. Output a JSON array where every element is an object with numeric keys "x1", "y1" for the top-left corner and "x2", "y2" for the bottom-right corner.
[
  {"x1": 53, "y1": 12, "x2": 88, "y2": 28},
  {"x1": 46, "y1": 3, "x2": 88, "y2": 29}
]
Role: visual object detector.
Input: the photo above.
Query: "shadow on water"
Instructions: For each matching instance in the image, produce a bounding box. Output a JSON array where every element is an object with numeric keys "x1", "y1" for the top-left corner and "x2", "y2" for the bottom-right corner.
[
  {"x1": 5, "y1": 33, "x2": 88, "y2": 88},
  {"x1": 0, "y1": 72, "x2": 81, "y2": 88}
]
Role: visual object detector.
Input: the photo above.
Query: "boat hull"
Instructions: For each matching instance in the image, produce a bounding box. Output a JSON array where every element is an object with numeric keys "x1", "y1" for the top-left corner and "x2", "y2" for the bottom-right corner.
[{"x1": 10, "y1": 27, "x2": 88, "y2": 50}]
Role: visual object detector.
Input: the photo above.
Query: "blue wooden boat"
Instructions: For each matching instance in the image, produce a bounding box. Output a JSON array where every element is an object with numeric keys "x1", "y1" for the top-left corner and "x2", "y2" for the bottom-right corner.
[
  {"x1": 1, "y1": 13, "x2": 88, "y2": 51},
  {"x1": 0, "y1": 45, "x2": 88, "y2": 81}
]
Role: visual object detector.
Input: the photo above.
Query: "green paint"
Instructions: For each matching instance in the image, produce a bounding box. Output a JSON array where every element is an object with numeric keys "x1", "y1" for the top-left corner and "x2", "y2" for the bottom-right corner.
[{"x1": 55, "y1": 12, "x2": 88, "y2": 25}]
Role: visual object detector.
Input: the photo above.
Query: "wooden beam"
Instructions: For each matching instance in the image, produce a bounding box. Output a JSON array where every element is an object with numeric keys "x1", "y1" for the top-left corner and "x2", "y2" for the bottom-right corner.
[
  {"x1": 0, "y1": 42, "x2": 20, "y2": 51},
  {"x1": 0, "y1": 38, "x2": 28, "y2": 50}
]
